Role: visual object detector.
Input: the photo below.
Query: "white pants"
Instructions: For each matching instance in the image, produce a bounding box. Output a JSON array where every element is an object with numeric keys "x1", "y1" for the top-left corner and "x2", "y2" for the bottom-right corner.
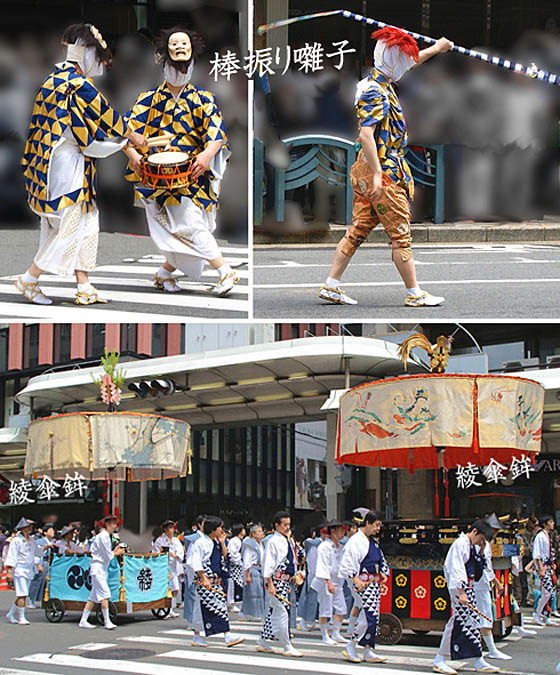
[
  {"x1": 88, "y1": 570, "x2": 111, "y2": 603},
  {"x1": 263, "y1": 595, "x2": 290, "y2": 646},
  {"x1": 14, "y1": 575, "x2": 30, "y2": 597},
  {"x1": 169, "y1": 574, "x2": 180, "y2": 593},
  {"x1": 350, "y1": 585, "x2": 363, "y2": 610},
  {"x1": 316, "y1": 583, "x2": 347, "y2": 618},
  {"x1": 142, "y1": 199, "x2": 221, "y2": 281},
  {"x1": 34, "y1": 202, "x2": 99, "y2": 275},
  {"x1": 474, "y1": 585, "x2": 493, "y2": 629}
]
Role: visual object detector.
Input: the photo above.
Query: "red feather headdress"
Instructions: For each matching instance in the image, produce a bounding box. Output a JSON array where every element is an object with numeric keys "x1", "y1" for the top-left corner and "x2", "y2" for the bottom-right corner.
[{"x1": 371, "y1": 27, "x2": 419, "y2": 62}]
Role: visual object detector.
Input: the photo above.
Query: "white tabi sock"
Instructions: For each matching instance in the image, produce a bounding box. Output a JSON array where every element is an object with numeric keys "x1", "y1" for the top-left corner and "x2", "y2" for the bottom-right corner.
[
  {"x1": 158, "y1": 266, "x2": 173, "y2": 279},
  {"x1": 22, "y1": 271, "x2": 39, "y2": 284},
  {"x1": 217, "y1": 263, "x2": 232, "y2": 278},
  {"x1": 77, "y1": 282, "x2": 94, "y2": 293},
  {"x1": 102, "y1": 608, "x2": 111, "y2": 625},
  {"x1": 347, "y1": 615, "x2": 357, "y2": 634},
  {"x1": 332, "y1": 618, "x2": 344, "y2": 636},
  {"x1": 406, "y1": 286, "x2": 422, "y2": 297},
  {"x1": 483, "y1": 632, "x2": 497, "y2": 653},
  {"x1": 81, "y1": 609, "x2": 91, "y2": 621},
  {"x1": 320, "y1": 623, "x2": 330, "y2": 639},
  {"x1": 327, "y1": 276, "x2": 341, "y2": 289}
]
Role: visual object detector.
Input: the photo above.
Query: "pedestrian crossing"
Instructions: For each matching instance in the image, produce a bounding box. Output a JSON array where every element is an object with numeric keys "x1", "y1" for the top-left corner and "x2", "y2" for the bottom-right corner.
[
  {"x1": 4, "y1": 617, "x2": 548, "y2": 675},
  {"x1": 0, "y1": 248, "x2": 249, "y2": 320}
]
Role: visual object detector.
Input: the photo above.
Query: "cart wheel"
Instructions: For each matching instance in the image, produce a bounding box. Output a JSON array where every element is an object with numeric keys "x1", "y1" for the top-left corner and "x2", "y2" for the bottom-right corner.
[
  {"x1": 45, "y1": 598, "x2": 65, "y2": 623},
  {"x1": 495, "y1": 625, "x2": 513, "y2": 642},
  {"x1": 412, "y1": 629, "x2": 430, "y2": 636},
  {"x1": 151, "y1": 607, "x2": 171, "y2": 619},
  {"x1": 96, "y1": 601, "x2": 118, "y2": 626},
  {"x1": 377, "y1": 613, "x2": 403, "y2": 645}
]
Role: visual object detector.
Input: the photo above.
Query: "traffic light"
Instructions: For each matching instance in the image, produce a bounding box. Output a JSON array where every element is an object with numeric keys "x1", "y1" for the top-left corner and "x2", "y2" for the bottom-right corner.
[{"x1": 127, "y1": 379, "x2": 175, "y2": 398}]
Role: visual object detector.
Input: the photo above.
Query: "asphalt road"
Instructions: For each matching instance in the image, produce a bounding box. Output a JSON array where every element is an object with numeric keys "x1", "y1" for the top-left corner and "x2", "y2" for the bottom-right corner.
[
  {"x1": 0, "y1": 592, "x2": 559, "y2": 675},
  {"x1": 0, "y1": 228, "x2": 249, "y2": 321},
  {"x1": 254, "y1": 243, "x2": 560, "y2": 319}
]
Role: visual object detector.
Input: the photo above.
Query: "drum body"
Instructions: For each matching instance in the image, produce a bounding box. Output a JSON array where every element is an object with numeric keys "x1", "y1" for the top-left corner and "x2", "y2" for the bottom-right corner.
[{"x1": 142, "y1": 150, "x2": 193, "y2": 189}]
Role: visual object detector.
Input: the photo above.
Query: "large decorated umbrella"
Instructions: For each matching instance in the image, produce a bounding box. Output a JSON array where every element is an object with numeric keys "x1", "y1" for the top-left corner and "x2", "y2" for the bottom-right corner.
[
  {"x1": 24, "y1": 411, "x2": 191, "y2": 481},
  {"x1": 336, "y1": 372, "x2": 543, "y2": 472}
]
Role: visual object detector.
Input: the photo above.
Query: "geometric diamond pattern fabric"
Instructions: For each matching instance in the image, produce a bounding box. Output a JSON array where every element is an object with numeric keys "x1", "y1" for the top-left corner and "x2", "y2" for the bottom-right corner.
[
  {"x1": 21, "y1": 62, "x2": 126, "y2": 215},
  {"x1": 355, "y1": 68, "x2": 414, "y2": 199},
  {"x1": 124, "y1": 82, "x2": 229, "y2": 210},
  {"x1": 450, "y1": 586, "x2": 482, "y2": 660}
]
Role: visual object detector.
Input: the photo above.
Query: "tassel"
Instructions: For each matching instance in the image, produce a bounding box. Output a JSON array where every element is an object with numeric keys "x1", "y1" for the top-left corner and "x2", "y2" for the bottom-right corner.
[
  {"x1": 434, "y1": 468, "x2": 439, "y2": 516},
  {"x1": 444, "y1": 468, "x2": 450, "y2": 517},
  {"x1": 103, "y1": 479, "x2": 109, "y2": 517}
]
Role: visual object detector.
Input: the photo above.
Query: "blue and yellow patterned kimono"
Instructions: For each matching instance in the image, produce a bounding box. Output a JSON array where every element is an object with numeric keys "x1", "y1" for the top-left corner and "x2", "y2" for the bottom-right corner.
[
  {"x1": 355, "y1": 68, "x2": 414, "y2": 200},
  {"x1": 125, "y1": 82, "x2": 230, "y2": 210},
  {"x1": 21, "y1": 62, "x2": 126, "y2": 215}
]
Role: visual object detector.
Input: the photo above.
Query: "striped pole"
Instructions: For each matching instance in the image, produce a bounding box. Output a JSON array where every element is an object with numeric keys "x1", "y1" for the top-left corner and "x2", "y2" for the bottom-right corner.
[{"x1": 257, "y1": 9, "x2": 560, "y2": 86}]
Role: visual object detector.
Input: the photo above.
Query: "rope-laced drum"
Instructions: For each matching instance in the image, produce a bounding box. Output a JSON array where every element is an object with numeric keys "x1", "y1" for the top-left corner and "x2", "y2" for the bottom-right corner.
[{"x1": 142, "y1": 150, "x2": 194, "y2": 190}]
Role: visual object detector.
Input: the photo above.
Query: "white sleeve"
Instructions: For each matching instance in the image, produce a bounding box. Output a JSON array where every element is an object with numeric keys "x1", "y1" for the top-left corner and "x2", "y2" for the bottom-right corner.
[
  {"x1": 314, "y1": 543, "x2": 331, "y2": 581},
  {"x1": 533, "y1": 533, "x2": 547, "y2": 561},
  {"x1": 483, "y1": 546, "x2": 495, "y2": 583},
  {"x1": 4, "y1": 539, "x2": 17, "y2": 568},
  {"x1": 228, "y1": 538, "x2": 242, "y2": 565},
  {"x1": 262, "y1": 537, "x2": 280, "y2": 579},
  {"x1": 101, "y1": 532, "x2": 114, "y2": 564},
  {"x1": 242, "y1": 545, "x2": 255, "y2": 571},
  {"x1": 83, "y1": 138, "x2": 128, "y2": 158},
  {"x1": 444, "y1": 538, "x2": 469, "y2": 590},
  {"x1": 152, "y1": 536, "x2": 163, "y2": 554},
  {"x1": 339, "y1": 539, "x2": 361, "y2": 580},
  {"x1": 189, "y1": 539, "x2": 204, "y2": 573}
]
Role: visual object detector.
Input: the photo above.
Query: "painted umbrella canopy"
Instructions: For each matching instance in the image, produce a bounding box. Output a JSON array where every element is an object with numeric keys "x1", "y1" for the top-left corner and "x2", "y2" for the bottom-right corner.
[
  {"x1": 336, "y1": 374, "x2": 543, "y2": 470},
  {"x1": 24, "y1": 411, "x2": 191, "y2": 481}
]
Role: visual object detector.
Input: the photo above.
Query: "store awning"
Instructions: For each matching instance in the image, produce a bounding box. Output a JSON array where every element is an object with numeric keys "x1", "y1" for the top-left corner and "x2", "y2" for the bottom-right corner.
[{"x1": 15, "y1": 337, "x2": 424, "y2": 427}]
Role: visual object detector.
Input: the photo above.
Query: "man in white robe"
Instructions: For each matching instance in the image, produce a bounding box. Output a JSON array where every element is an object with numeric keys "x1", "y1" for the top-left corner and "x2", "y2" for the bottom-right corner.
[{"x1": 5, "y1": 518, "x2": 38, "y2": 625}]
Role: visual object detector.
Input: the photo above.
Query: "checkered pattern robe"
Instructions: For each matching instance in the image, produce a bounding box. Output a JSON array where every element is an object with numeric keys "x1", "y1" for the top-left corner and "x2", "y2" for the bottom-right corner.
[
  {"x1": 21, "y1": 62, "x2": 126, "y2": 214},
  {"x1": 125, "y1": 83, "x2": 229, "y2": 210},
  {"x1": 355, "y1": 68, "x2": 413, "y2": 199}
]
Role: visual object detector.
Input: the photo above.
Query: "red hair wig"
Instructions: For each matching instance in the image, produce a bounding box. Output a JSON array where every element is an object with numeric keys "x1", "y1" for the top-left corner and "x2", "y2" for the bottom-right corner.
[{"x1": 371, "y1": 27, "x2": 419, "y2": 62}]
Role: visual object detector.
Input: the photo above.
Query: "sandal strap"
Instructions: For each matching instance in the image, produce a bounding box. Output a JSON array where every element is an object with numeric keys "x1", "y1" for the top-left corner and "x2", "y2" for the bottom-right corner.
[
  {"x1": 153, "y1": 273, "x2": 179, "y2": 291},
  {"x1": 15, "y1": 278, "x2": 42, "y2": 301}
]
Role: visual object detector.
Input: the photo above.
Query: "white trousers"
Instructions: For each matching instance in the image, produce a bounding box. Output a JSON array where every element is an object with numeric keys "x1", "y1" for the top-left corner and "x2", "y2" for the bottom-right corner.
[
  {"x1": 474, "y1": 585, "x2": 493, "y2": 629},
  {"x1": 34, "y1": 202, "x2": 99, "y2": 275},
  {"x1": 316, "y1": 583, "x2": 347, "y2": 618},
  {"x1": 264, "y1": 595, "x2": 290, "y2": 646},
  {"x1": 142, "y1": 200, "x2": 221, "y2": 281},
  {"x1": 13, "y1": 575, "x2": 30, "y2": 597},
  {"x1": 88, "y1": 570, "x2": 111, "y2": 603}
]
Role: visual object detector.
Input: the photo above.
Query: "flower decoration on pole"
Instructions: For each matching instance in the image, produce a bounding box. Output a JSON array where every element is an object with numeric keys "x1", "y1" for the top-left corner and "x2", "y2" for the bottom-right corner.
[{"x1": 92, "y1": 349, "x2": 127, "y2": 412}]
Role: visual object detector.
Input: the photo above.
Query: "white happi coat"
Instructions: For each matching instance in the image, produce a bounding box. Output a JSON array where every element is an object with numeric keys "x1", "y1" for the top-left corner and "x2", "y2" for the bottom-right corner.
[
  {"x1": 152, "y1": 534, "x2": 185, "y2": 579},
  {"x1": 4, "y1": 533, "x2": 38, "y2": 580}
]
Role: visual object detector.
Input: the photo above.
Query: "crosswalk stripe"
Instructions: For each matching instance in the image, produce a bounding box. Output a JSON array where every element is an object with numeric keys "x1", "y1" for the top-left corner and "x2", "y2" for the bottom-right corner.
[
  {"x1": 161, "y1": 648, "x2": 436, "y2": 673},
  {"x1": 17, "y1": 653, "x2": 212, "y2": 675},
  {"x1": 91, "y1": 266, "x2": 249, "y2": 280},
  {"x1": 159, "y1": 628, "x2": 439, "y2": 655},
  {"x1": 0, "y1": 670, "x2": 64, "y2": 675},
  {"x1": 7, "y1": 275, "x2": 249, "y2": 295},
  {"x1": 67, "y1": 643, "x2": 118, "y2": 651},
  {"x1": 0, "y1": 284, "x2": 248, "y2": 312},
  {"x1": 255, "y1": 277, "x2": 560, "y2": 289},
  {"x1": 0, "y1": 302, "x2": 189, "y2": 321},
  {"x1": 126, "y1": 633, "x2": 438, "y2": 659}
]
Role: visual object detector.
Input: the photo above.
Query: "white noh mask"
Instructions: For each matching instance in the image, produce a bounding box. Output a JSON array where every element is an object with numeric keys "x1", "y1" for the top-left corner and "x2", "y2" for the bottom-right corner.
[{"x1": 168, "y1": 31, "x2": 192, "y2": 62}]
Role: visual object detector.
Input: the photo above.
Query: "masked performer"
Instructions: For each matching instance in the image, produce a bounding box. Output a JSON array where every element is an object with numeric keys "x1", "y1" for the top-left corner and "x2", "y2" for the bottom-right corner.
[
  {"x1": 5, "y1": 518, "x2": 38, "y2": 625},
  {"x1": 432, "y1": 519, "x2": 497, "y2": 675},
  {"x1": 339, "y1": 510, "x2": 388, "y2": 664},
  {"x1": 256, "y1": 511, "x2": 302, "y2": 657},
  {"x1": 152, "y1": 520, "x2": 185, "y2": 618},
  {"x1": 226, "y1": 523, "x2": 245, "y2": 614},
  {"x1": 16, "y1": 24, "x2": 145, "y2": 305},
  {"x1": 188, "y1": 515, "x2": 244, "y2": 648},
  {"x1": 311, "y1": 520, "x2": 348, "y2": 644},
  {"x1": 124, "y1": 27, "x2": 239, "y2": 297},
  {"x1": 241, "y1": 523, "x2": 266, "y2": 620},
  {"x1": 79, "y1": 514, "x2": 126, "y2": 630},
  {"x1": 319, "y1": 28, "x2": 452, "y2": 307},
  {"x1": 532, "y1": 514, "x2": 556, "y2": 626}
]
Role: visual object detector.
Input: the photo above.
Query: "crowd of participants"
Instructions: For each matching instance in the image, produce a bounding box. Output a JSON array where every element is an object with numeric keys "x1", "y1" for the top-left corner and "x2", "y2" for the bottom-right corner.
[{"x1": 0, "y1": 510, "x2": 558, "y2": 672}]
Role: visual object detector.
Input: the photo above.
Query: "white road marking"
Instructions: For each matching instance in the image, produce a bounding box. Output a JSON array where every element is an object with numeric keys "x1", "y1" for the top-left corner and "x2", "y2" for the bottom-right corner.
[
  {"x1": 84, "y1": 266, "x2": 249, "y2": 280},
  {"x1": 0, "y1": 303, "x2": 189, "y2": 321},
  {"x1": 137, "y1": 631, "x2": 439, "y2": 656},
  {"x1": 0, "y1": 670, "x2": 64, "y2": 675},
  {"x1": 255, "y1": 277, "x2": 560, "y2": 290},
  {"x1": 0, "y1": 284, "x2": 248, "y2": 312},
  {"x1": 67, "y1": 643, "x2": 118, "y2": 651}
]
